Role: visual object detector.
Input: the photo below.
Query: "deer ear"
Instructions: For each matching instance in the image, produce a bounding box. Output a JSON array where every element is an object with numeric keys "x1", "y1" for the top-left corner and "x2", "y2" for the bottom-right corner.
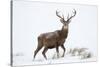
[
  {"x1": 67, "y1": 19, "x2": 71, "y2": 24},
  {"x1": 60, "y1": 19, "x2": 65, "y2": 24}
]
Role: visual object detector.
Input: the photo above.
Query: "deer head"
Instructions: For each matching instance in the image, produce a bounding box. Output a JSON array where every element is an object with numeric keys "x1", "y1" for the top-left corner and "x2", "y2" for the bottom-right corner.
[{"x1": 56, "y1": 9, "x2": 76, "y2": 29}]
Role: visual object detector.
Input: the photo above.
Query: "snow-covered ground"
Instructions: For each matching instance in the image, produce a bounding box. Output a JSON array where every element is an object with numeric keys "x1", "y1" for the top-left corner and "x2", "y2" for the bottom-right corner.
[{"x1": 13, "y1": 47, "x2": 97, "y2": 66}]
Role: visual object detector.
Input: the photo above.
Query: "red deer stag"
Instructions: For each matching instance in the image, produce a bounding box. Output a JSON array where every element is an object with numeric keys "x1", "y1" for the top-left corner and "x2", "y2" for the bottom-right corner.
[{"x1": 34, "y1": 9, "x2": 76, "y2": 59}]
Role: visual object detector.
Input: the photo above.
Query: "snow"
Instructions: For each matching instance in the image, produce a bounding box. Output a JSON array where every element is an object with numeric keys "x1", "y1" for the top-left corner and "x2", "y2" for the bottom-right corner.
[{"x1": 13, "y1": 49, "x2": 97, "y2": 66}]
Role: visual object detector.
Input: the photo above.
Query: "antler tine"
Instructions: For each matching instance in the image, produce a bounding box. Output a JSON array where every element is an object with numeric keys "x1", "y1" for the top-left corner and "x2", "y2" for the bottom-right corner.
[
  {"x1": 72, "y1": 9, "x2": 76, "y2": 17},
  {"x1": 56, "y1": 10, "x2": 63, "y2": 19},
  {"x1": 67, "y1": 9, "x2": 76, "y2": 21}
]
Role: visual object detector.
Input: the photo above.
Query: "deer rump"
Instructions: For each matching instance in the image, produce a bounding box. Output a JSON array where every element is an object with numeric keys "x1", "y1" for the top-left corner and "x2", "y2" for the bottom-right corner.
[{"x1": 38, "y1": 30, "x2": 66, "y2": 49}]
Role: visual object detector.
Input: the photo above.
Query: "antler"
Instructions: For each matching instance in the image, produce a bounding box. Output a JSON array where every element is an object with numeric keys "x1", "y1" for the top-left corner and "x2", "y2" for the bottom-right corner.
[
  {"x1": 56, "y1": 10, "x2": 64, "y2": 20},
  {"x1": 67, "y1": 9, "x2": 76, "y2": 21}
]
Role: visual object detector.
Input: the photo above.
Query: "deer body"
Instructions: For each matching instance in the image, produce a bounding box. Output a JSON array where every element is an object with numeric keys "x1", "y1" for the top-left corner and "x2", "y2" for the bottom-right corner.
[
  {"x1": 39, "y1": 26, "x2": 68, "y2": 47},
  {"x1": 34, "y1": 9, "x2": 76, "y2": 59}
]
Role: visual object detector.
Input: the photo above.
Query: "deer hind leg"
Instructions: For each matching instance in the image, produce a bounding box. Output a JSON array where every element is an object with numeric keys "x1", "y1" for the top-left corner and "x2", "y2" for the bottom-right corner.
[
  {"x1": 56, "y1": 46, "x2": 59, "y2": 58},
  {"x1": 34, "y1": 45, "x2": 43, "y2": 59},
  {"x1": 42, "y1": 47, "x2": 48, "y2": 60},
  {"x1": 61, "y1": 45, "x2": 66, "y2": 57},
  {"x1": 34, "y1": 37, "x2": 43, "y2": 59}
]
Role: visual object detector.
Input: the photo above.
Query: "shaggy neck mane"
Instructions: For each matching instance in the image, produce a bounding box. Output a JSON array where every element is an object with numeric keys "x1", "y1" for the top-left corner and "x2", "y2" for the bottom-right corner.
[{"x1": 60, "y1": 26, "x2": 68, "y2": 39}]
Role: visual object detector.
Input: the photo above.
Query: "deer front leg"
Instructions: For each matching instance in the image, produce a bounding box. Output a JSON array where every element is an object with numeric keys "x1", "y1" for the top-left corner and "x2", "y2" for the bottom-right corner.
[
  {"x1": 61, "y1": 45, "x2": 66, "y2": 57},
  {"x1": 42, "y1": 47, "x2": 48, "y2": 60},
  {"x1": 56, "y1": 46, "x2": 59, "y2": 58}
]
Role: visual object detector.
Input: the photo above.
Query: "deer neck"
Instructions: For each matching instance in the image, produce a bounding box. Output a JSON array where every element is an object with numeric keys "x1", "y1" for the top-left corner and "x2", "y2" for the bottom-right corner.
[{"x1": 60, "y1": 26, "x2": 68, "y2": 38}]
